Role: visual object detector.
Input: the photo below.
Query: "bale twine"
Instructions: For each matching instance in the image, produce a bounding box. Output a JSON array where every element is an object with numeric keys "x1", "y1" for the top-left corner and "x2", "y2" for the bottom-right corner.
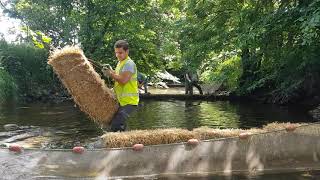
[
  {"x1": 102, "y1": 123, "x2": 303, "y2": 148},
  {"x1": 48, "y1": 46, "x2": 118, "y2": 125}
]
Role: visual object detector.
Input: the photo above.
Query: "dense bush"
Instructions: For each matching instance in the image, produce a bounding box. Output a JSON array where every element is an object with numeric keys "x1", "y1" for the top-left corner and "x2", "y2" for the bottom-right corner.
[
  {"x1": 0, "y1": 68, "x2": 17, "y2": 103},
  {"x1": 0, "y1": 40, "x2": 60, "y2": 101}
]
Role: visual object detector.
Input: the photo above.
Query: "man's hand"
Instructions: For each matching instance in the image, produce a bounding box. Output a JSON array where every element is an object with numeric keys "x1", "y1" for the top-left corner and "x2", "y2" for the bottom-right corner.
[{"x1": 102, "y1": 67, "x2": 112, "y2": 77}]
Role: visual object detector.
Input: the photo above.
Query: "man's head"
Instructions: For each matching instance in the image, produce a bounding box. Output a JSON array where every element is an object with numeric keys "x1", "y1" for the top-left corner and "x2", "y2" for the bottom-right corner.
[{"x1": 114, "y1": 40, "x2": 129, "y2": 61}]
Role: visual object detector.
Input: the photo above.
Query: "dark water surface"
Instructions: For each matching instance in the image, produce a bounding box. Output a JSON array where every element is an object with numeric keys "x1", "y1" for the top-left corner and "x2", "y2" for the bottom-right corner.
[{"x1": 0, "y1": 100, "x2": 316, "y2": 148}]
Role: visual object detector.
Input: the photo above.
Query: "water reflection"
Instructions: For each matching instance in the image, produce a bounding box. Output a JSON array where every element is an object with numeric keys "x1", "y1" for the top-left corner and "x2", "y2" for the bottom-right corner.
[
  {"x1": 197, "y1": 101, "x2": 240, "y2": 128},
  {"x1": 129, "y1": 100, "x2": 314, "y2": 130}
]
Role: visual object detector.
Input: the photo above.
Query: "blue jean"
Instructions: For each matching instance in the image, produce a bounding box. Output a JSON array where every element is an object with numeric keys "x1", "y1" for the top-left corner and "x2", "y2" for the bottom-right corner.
[{"x1": 110, "y1": 105, "x2": 137, "y2": 132}]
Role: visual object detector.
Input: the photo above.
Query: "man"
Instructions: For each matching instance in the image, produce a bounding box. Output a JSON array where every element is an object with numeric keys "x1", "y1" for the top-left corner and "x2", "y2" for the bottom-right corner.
[
  {"x1": 137, "y1": 72, "x2": 149, "y2": 94},
  {"x1": 102, "y1": 40, "x2": 139, "y2": 132},
  {"x1": 185, "y1": 70, "x2": 203, "y2": 95}
]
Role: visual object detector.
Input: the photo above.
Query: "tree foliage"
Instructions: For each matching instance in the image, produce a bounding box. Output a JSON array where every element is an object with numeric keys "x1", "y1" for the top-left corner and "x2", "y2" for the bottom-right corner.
[
  {"x1": 4, "y1": 0, "x2": 185, "y2": 74},
  {"x1": 1, "y1": 0, "x2": 320, "y2": 104},
  {"x1": 180, "y1": 0, "x2": 320, "y2": 103}
]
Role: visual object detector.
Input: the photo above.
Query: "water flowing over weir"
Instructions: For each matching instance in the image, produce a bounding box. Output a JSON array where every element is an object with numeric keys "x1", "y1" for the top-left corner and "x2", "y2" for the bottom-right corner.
[{"x1": 1, "y1": 123, "x2": 320, "y2": 179}]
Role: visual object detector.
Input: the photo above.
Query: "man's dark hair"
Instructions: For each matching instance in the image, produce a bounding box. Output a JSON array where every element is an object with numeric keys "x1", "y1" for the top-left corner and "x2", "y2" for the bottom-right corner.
[{"x1": 114, "y1": 40, "x2": 129, "y2": 51}]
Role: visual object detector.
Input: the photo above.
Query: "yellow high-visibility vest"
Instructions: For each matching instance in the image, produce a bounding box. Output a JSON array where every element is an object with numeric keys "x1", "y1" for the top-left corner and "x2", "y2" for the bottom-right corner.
[{"x1": 114, "y1": 56, "x2": 139, "y2": 106}]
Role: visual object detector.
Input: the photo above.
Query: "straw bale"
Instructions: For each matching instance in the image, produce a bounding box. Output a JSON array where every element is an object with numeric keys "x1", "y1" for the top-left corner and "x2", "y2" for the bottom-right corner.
[
  {"x1": 48, "y1": 46, "x2": 118, "y2": 125},
  {"x1": 102, "y1": 128, "x2": 197, "y2": 148},
  {"x1": 102, "y1": 122, "x2": 303, "y2": 148},
  {"x1": 193, "y1": 127, "x2": 264, "y2": 140},
  {"x1": 262, "y1": 122, "x2": 306, "y2": 131}
]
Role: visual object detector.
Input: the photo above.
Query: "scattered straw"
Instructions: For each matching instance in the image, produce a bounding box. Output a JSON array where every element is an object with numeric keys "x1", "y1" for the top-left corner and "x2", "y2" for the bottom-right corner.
[{"x1": 48, "y1": 46, "x2": 118, "y2": 125}]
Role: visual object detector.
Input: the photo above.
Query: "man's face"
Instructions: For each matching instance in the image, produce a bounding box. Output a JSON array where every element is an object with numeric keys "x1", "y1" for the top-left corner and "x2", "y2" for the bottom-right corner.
[{"x1": 115, "y1": 47, "x2": 128, "y2": 61}]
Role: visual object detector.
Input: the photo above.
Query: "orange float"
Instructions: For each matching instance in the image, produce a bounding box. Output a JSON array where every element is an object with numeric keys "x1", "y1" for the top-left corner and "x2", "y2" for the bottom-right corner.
[
  {"x1": 239, "y1": 132, "x2": 251, "y2": 140},
  {"x1": 285, "y1": 124, "x2": 297, "y2": 132},
  {"x1": 72, "y1": 146, "x2": 85, "y2": 154},
  {"x1": 187, "y1": 139, "x2": 199, "y2": 146},
  {"x1": 132, "y1": 144, "x2": 144, "y2": 151},
  {"x1": 9, "y1": 144, "x2": 23, "y2": 153}
]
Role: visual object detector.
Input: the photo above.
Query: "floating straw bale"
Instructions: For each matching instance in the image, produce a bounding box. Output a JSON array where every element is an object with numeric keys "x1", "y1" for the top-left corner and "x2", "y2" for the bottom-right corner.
[
  {"x1": 102, "y1": 122, "x2": 305, "y2": 148},
  {"x1": 262, "y1": 122, "x2": 305, "y2": 131},
  {"x1": 102, "y1": 128, "x2": 197, "y2": 148},
  {"x1": 193, "y1": 127, "x2": 264, "y2": 140},
  {"x1": 48, "y1": 46, "x2": 118, "y2": 125}
]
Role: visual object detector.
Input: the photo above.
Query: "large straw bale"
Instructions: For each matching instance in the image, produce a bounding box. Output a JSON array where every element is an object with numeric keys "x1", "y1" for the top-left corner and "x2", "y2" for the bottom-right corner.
[
  {"x1": 102, "y1": 122, "x2": 303, "y2": 148},
  {"x1": 48, "y1": 46, "x2": 118, "y2": 125}
]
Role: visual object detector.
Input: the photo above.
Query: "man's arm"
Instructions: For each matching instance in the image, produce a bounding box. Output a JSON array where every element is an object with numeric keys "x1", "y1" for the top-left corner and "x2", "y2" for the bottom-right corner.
[
  {"x1": 109, "y1": 70, "x2": 133, "y2": 85},
  {"x1": 185, "y1": 73, "x2": 191, "y2": 82}
]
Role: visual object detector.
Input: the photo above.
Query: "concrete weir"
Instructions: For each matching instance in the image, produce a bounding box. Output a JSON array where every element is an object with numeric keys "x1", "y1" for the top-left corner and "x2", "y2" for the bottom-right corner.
[{"x1": 1, "y1": 124, "x2": 320, "y2": 179}]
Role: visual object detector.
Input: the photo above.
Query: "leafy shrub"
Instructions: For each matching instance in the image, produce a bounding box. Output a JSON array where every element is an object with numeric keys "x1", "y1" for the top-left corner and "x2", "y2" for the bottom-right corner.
[{"x1": 0, "y1": 68, "x2": 17, "y2": 103}]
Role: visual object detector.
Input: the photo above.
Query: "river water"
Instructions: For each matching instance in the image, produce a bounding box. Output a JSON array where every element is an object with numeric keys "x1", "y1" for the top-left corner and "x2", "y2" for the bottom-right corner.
[
  {"x1": 0, "y1": 99, "x2": 316, "y2": 148},
  {"x1": 0, "y1": 99, "x2": 319, "y2": 180}
]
